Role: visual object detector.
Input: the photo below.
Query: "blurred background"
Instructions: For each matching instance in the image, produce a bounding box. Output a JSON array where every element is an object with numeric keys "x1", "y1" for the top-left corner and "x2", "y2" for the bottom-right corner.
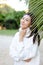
[
  {"x1": 0, "y1": 0, "x2": 43, "y2": 35},
  {"x1": 0, "y1": 0, "x2": 43, "y2": 65},
  {"x1": 0, "y1": 0, "x2": 28, "y2": 31}
]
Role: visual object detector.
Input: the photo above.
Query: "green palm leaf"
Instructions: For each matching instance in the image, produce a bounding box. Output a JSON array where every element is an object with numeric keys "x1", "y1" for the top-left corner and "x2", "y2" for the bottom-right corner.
[{"x1": 29, "y1": 0, "x2": 43, "y2": 39}]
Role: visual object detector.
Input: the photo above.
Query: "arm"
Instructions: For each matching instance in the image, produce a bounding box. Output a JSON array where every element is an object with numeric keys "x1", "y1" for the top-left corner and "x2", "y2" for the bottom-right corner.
[
  {"x1": 19, "y1": 30, "x2": 38, "y2": 62},
  {"x1": 9, "y1": 33, "x2": 21, "y2": 61},
  {"x1": 24, "y1": 58, "x2": 32, "y2": 62},
  {"x1": 19, "y1": 39, "x2": 38, "y2": 62},
  {"x1": 23, "y1": 42, "x2": 38, "y2": 62}
]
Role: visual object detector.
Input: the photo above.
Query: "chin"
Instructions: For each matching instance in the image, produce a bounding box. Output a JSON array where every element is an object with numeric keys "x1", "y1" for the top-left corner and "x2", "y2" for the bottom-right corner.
[
  {"x1": 20, "y1": 25, "x2": 27, "y2": 29},
  {"x1": 21, "y1": 27, "x2": 27, "y2": 29}
]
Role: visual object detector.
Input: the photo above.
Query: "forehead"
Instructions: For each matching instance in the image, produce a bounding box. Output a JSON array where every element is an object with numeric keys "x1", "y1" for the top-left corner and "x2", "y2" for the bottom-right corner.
[{"x1": 23, "y1": 15, "x2": 31, "y2": 20}]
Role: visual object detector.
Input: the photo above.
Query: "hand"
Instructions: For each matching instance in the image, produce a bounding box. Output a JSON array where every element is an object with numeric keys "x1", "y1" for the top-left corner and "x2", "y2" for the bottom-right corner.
[
  {"x1": 24, "y1": 58, "x2": 31, "y2": 62},
  {"x1": 19, "y1": 29, "x2": 27, "y2": 42}
]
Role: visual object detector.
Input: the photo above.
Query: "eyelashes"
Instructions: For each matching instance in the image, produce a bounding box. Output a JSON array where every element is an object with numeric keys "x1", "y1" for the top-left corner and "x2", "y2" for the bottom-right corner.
[{"x1": 21, "y1": 17, "x2": 29, "y2": 22}]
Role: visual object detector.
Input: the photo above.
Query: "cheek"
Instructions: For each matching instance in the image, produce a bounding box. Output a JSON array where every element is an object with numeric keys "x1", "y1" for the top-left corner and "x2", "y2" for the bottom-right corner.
[{"x1": 25, "y1": 22, "x2": 31, "y2": 27}]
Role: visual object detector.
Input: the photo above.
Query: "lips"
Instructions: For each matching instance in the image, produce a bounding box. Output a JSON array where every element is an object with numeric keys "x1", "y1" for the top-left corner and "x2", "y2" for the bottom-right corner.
[{"x1": 21, "y1": 22, "x2": 25, "y2": 25}]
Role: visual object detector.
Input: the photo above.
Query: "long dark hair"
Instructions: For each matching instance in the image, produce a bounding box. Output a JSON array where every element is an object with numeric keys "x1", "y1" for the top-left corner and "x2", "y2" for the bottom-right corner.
[{"x1": 26, "y1": 13, "x2": 40, "y2": 46}]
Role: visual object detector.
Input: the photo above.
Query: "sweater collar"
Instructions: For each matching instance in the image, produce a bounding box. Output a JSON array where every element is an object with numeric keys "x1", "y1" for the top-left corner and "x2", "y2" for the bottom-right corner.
[{"x1": 19, "y1": 27, "x2": 31, "y2": 37}]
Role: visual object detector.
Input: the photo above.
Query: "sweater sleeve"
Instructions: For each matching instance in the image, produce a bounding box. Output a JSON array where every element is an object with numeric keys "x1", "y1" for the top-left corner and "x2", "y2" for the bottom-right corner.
[
  {"x1": 20, "y1": 37, "x2": 38, "y2": 60},
  {"x1": 9, "y1": 32, "x2": 19, "y2": 61},
  {"x1": 23, "y1": 42, "x2": 38, "y2": 60},
  {"x1": 9, "y1": 32, "x2": 24, "y2": 61},
  {"x1": 17, "y1": 35, "x2": 38, "y2": 60},
  {"x1": 9, "y1": 33, "x2": 38, "y2": 61}
]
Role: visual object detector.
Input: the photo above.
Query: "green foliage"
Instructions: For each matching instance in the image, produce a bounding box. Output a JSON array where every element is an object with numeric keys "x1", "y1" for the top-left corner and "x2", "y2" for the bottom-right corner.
[
  {"x1": 29, "y1": 0, "x2": 43, "y2": 39},
  {"x1": 0, "y1": 29, "x2": 18, "y2": 36},
  {"x1": 13, "y1": 11, "x2": 25, "y2": 27},
  {"x1": 29, "y1": 0, "x2": 43, "y2": 31},
  {"x1": 5, "y1": 11, "x2": 25, "y2": 29},
  {"x1": 0, "y1": 5, "x2": 25, "y2": 29}
]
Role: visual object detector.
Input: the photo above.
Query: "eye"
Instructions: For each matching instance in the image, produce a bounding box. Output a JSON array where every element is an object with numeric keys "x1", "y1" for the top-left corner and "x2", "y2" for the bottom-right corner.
[{"x1": 26, "y1": 19, "x2": 29, "y2": 21}]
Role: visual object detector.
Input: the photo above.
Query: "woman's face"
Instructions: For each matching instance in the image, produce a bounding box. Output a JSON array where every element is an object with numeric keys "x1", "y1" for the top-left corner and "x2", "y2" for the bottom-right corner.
[{"x1": 20, "y1": 14, "x2": 31, "y2": 29}]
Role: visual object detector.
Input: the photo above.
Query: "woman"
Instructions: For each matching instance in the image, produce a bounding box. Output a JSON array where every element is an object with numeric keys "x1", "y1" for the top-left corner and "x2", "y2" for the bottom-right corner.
[{"x1": 9, "y1": 13, "x2": 40, "y2": 65}]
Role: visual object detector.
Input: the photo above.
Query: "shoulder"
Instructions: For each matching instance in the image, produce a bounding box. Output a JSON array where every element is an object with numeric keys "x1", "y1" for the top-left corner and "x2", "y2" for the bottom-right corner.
[
  {"x1": 11, "y1": 32, "x2": 19, "y2": 42},
  {"x1": 24, "y1": 35, "x2": 38, "y2": 45},
  {"x1": 10, "y1": 32, "x2": 19, "y2": 46},
  {"x1": 13, "y1": 32, "x2": 19, "y2": 38},
  {"x1": 25, "y1": 35, "x2": 34, "y2": 42},
  {"x1": 15, "y1": 32, "x2": 19, "y2": 36}
]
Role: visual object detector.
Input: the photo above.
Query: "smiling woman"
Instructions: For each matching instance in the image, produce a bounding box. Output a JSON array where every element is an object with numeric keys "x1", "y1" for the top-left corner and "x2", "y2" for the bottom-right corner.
[{"x1": 9, "y1": 13, "x2": 40, "y2": 65}]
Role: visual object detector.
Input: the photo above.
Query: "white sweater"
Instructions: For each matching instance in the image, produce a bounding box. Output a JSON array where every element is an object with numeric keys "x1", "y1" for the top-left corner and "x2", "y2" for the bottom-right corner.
[{"x1": 9, "y1": 28, "x2": 40, "y2": 65}]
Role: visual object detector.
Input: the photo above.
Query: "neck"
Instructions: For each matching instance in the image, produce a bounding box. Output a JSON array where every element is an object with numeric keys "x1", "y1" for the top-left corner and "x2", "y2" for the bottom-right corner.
[{"x1": 19, "y1": 27, "x2": 31, "y2": 37}]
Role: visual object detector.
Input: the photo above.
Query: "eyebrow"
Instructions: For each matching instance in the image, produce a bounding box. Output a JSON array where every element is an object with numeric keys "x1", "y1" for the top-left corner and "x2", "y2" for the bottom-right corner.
[{"x1": 23, "y1": 16, "x2": 29, "y2": 19}]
